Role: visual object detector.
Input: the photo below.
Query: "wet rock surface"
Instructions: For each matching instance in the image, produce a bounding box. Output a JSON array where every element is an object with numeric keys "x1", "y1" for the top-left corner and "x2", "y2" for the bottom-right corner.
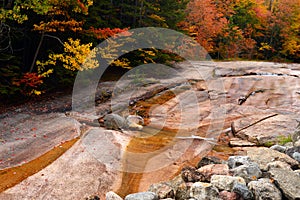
[{"x1": 0, "y1": 113, "x2": 81, "y2": 169}]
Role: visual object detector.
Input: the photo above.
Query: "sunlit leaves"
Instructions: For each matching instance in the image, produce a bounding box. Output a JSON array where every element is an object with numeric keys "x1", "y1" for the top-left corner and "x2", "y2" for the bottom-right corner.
[{"x1": 38, "y1": 38, "x2": 98, "y2": 71}]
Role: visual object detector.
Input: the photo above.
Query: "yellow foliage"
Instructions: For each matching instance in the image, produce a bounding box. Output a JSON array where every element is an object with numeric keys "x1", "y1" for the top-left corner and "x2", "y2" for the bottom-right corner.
[
  {"x1": 111, "y1": 58, "x2": 131, "y2": 69},
  {"x1": 282, "y1": 38, "x2": 300, "y2": 56},
  {"x1": 37, "y1": 38, "x2": 98, "y2": 71},
  {"x1": 259, "y1": 42, "x2": 273, "y2": 51}
]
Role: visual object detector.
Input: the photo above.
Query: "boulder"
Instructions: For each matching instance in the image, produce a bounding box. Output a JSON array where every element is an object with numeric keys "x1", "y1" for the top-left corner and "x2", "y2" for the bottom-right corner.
[
  {"x1": 243, "y1": 147, "x2": 299, "y2": 171},
  {"x1": 189, "y1": 182, "x2": 220, "y2": 200},
  {"x1": 270, "y1": 145, "x2": 287, "y2": 153},
  {"x1": 181, "y1": 166, "x2": 205, "y2": 183},
  {"x1": 269, "y1": 168, "x2": 300, "y2": 200},
  {"x1": 148, "y1": 182, "x2": 175, "y2": 199},
  {"x1": 248, "y1": 178, "x2": 282, "y2": 200},
  {"x1": 230, "y1": 162, "x2": 262, "y2": 183},
  {"x1": 232, "y1": 183, "x2": 253, "y2": 200},
  {"x1": 227, "y1": 156, "x2": 251, "y2": 169},
  {"x1": 210, "y1": 175, "x2": 246, "y2": 191},
  {"x1": 125, "y1": 192, "x2": 158, "y2": 200},
  {"x1": 197, "y1": 164, "x2": 230, "y2": 181}
]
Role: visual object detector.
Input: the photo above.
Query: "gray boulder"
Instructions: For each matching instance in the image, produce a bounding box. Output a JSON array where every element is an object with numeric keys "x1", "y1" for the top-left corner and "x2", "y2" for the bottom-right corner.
[
  {"x1": 125, "y1": 192, "x2": 158, "y2": 200},
  {"x1": 270, "y1": 144, "x2": 287, "y2": 153},
  {"x1": 228, "y1": 156, "x2": 251, "y2": 169},
  {"x1": 189, "y1": 182, "x2": 220, "y2": 200},
  {"x1": 269, "y1": 168, "x2": 300, "y2": 200},
  {"x1": 244, "y1": 147, "x2": 299, "y2": 171},
  {"x1": 248, "y1": 178, "x2": 282, "y2": 200},
  {"x1": 230, "y1": 162, "x2": 262, "y2": 183},
  {"x1": 210, "y1": 175, "x2": 246, "y2": 191},
  {"x1": 232, "y1": 183, "x2": 253, "y2": 200}
]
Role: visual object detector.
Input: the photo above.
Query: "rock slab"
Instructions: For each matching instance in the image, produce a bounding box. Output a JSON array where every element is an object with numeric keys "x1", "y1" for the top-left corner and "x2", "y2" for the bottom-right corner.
[{"x1": 269, "y1": 168, "x2": 300, "y2": 200}]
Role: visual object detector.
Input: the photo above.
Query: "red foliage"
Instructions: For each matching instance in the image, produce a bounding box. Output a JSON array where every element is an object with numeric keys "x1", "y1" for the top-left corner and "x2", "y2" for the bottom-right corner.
[
  {"x1": 13, "y1": 73, "x2": 43, "y2": 89},
  {"x1": 86, "y1": 27, "x2": 131, "y2": 39}
]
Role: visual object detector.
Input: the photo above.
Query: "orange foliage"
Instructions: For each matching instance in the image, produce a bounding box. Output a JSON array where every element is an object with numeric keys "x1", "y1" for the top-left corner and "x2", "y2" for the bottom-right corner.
[
  {"x1": 33, "y1": 20, "x2": 83, "y2": 32},
  {"x1": 179, "y1": 0, "x2": 228, "y2": 52}
]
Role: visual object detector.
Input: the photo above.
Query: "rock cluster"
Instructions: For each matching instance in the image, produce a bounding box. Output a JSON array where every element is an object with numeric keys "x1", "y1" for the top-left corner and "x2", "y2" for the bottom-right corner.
[{"x1": 106, "y1": 142, "x2": 300, "y2": 200}]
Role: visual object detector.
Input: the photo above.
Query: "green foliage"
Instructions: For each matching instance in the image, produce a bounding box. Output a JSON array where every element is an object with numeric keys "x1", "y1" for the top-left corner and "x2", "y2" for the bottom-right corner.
[
  {"x1": 0, "y1": 64, "x2": 21, "y2": 96},
  {"x1": 277, "y1": 135, "x2": 293, "y2": 145}
]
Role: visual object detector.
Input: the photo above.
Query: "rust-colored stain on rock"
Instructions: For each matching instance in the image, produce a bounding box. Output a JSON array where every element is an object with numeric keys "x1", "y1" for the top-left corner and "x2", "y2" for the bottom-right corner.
[{"x1": 0, "y1": 138, "x2": 78, "y2": 193}]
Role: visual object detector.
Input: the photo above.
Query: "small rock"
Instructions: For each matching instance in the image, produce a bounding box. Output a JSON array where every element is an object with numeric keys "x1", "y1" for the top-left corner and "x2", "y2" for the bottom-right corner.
[
  {"x1": 197, "y1": 164, "x2": 230, "y2": 181},
  {"x1": 106, "y1": 191, "x2": 123, "y2": 200},
  {"x1": 230, "y1": 162, "x2": 262, "y2": 183},
  {"x1": 232, "y1": 183, "x2": 253, "y2": 200},
  {"x1": 270, "y1": 144, "x2": 287, "y2": 153},
  {"x1": 248, "y1": 178, "x2": 282, "y2": 200},
  {"x1": 189, "y1": 182, "x2": 220, "y2": 200},
  {"x1": 219, "y1": 191, "x2": 241, "y2": 200},
  {"x1": 285, "y1": 146, "x2": 300, "y2": 158},
  {"x1": 197, "y1": 156, "x2": 222, "y2": 168},
  {"x1": 269, "y1": 168, "x2": 300, "y2": 199},
  {"x1": 210, "y1": 175, "x2": 246, "y2": 191},
  {"x1": 244, "y1": 147, "x2": 299, "y2": 171},
  {"x1": 181, "y1": 166, "x2": 205, "y2": 182},
  {"x1": 228, "y1": 156, "x2": 251, "y2": 169},
  {"x1": 266, "y1": 161, "x2": 292, "y2": 171},
  {"x1": 148, "y1": 182, "x2": 174, "y2": 199},
  {"x1": 292, "y1": 152, "x2": 300, "y2": 162},
  {"x1": 125, "y1": 192, "x2": 158, "y2": 200}
]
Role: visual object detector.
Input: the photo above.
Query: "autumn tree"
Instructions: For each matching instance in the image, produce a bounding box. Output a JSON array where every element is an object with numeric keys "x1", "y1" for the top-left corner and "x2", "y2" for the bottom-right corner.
[{"x1": 179, "y1": 0, "x2": 228, "y2": 53}]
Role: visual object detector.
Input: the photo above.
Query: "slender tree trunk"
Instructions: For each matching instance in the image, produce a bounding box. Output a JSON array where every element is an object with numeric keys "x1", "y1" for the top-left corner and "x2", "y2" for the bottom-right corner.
[{"x1": 29, "y1": 31, "x2": 44, "y2": 72}]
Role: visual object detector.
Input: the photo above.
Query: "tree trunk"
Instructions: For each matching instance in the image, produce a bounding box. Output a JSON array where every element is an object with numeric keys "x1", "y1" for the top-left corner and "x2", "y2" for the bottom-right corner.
[{"x1": 29, "y1": 31, "x2": 44, "y2": 72}]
